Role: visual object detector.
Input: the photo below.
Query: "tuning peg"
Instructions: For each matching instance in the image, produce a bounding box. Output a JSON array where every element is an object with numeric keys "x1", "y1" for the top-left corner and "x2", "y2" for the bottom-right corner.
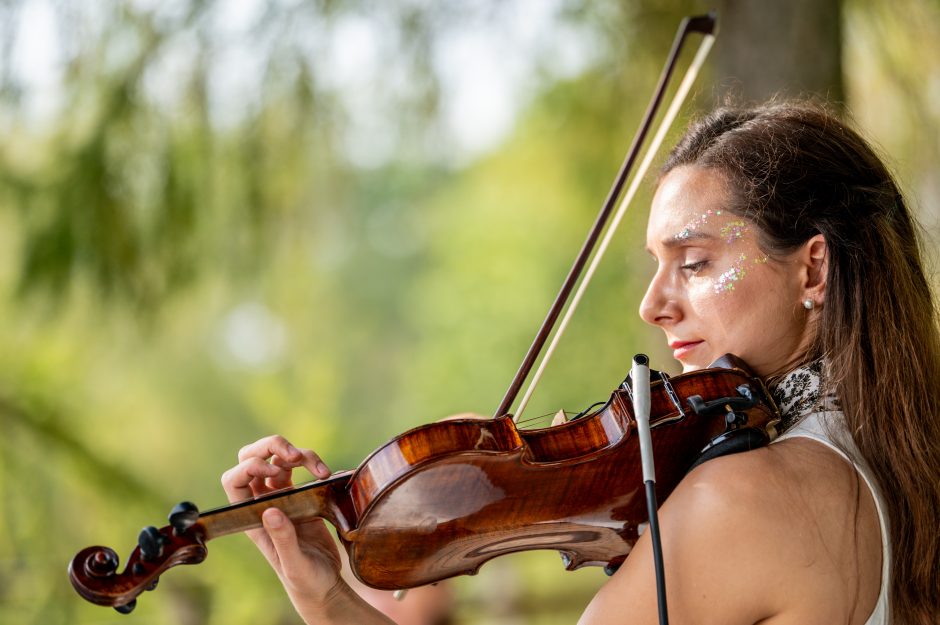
[
  {"x1": 168, "y1": 501, "x2": 200, "y2": 535},
  {"x1": 114, "y1": 599, "x2": 137, "y2": 614},
  {"x1": 138, "y1": 526, "x2": 165, "y2": 561},
  {"x1": 145, "y1": 577, "x2": 159, "y2": 592}
]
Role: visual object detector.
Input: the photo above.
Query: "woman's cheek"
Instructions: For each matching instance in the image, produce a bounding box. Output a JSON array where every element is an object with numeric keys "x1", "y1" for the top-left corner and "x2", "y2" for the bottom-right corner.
[{"x1": 686, "y1": 275, "x2": 723, "y2": 311}]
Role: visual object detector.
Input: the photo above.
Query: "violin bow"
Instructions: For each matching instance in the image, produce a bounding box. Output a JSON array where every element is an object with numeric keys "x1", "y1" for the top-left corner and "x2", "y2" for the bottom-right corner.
[{"x1": 495, "y1": 13, "x2": 718, "y2": 422}]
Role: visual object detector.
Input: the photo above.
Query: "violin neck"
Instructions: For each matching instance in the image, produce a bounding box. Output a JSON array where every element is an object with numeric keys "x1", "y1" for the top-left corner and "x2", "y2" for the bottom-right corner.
[{"x1": 197, "y1": 471, "x2": 355, "y2": 540}]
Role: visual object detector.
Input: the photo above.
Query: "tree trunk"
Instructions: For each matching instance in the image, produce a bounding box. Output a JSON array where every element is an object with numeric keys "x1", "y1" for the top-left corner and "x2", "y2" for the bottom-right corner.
[{"x1": 713, "y1": 0, "x2": 844, "y2": 106}]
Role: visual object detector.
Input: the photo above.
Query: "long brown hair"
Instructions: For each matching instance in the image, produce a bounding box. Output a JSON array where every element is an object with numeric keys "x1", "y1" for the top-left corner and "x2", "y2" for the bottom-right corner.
[{"x1": 661, "y1": 101, "x2": 940, "y2": 624}]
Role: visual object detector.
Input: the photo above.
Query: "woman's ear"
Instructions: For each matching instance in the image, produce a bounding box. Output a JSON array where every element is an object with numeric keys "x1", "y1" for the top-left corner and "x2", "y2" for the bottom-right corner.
[{"x1": 800, "y1": 234, "x2": 828, "y2": 305}]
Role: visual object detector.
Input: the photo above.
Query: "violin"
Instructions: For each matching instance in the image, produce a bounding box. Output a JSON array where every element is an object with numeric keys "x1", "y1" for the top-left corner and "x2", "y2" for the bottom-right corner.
[
  {"x1": 68, "y1": 12, "x2": 765, "y2": 615},
  {"x1": 70, "y1": 355, "x2": 780, "y2": 613}
]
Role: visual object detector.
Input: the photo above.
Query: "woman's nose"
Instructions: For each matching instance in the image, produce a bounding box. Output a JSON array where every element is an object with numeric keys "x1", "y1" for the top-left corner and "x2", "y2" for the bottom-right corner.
[{"x1": 639, "y1": 269, "x2": 677, "y2": 327}]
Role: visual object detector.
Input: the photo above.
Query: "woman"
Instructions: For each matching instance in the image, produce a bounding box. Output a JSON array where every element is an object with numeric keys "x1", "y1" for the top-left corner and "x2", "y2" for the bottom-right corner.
[{"x1": 221, "y1": 102, "x2": 940, "y2": 624}]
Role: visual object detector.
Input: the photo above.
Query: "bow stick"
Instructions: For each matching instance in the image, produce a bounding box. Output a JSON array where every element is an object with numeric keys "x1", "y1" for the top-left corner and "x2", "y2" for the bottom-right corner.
[{"x1": 494, "y1": 13, "x2": 717, "y2": 422}]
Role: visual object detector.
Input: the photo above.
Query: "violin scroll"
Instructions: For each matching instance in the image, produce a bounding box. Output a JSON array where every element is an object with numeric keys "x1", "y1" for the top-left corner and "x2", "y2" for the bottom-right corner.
[{"x1": 68, "y1": 502, "x2": 208, "y2": 614}]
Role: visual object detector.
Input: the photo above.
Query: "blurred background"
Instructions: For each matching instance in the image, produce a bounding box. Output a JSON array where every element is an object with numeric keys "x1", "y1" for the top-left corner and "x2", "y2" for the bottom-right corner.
[{"x1": 0, "y1": 0, "x2": 937, "y2": 623}]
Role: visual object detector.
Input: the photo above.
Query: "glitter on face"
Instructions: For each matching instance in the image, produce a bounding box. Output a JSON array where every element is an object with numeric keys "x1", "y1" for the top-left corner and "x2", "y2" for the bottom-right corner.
[
  {"x1": 719, "y1": 220, "x2": 748, "y2": 244},
  {"x1": 713, "y1": 253, "x2": 770, "y2": 294},
  {"x1": 715, "y1": 253, "x2": 748, "y2": 293},
  {"x1": 674, "y1": 209, "x2": 722, "y2": 240}
]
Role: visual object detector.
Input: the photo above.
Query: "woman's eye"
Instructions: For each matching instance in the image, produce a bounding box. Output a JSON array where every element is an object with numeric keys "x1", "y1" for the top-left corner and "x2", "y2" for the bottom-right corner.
[{"x1": 680, "y1": 260, "x2": 709, "y2": 273}]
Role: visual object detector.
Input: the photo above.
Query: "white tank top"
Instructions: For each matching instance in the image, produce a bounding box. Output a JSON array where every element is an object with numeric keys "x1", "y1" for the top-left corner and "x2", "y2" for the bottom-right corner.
[{"x1": 770, "y1": 364, "x2": 891, "y2": 625}]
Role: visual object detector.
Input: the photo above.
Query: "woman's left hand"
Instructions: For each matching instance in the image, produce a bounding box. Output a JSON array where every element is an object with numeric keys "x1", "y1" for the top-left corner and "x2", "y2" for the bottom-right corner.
[{"x1": 220, "y1": 435, "x2": 346, "y2": 616}]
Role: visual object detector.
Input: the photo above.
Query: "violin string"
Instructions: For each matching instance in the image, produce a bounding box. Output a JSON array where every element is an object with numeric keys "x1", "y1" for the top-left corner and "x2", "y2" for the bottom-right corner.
[
  {"x1": 514, "y1": 412, "x2": 556, "y2": 429},
  {"x1": 512, "y1": 33, "x2": 715, "y2": 423},
  {"x1": 515, "y1": 408, "x2": 576, "y2": 428}
]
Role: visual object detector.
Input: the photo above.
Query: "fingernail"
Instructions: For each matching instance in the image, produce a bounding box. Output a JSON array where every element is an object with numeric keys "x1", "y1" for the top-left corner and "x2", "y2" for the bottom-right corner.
[
  {"x1": 264, "y1": 508, "x2": 283, "y2": 528},
  {"x1": 316, "y1": 462, "x2": 329, "y2": 476},
  {"x1": 287, "y1": 444, "x2": 300, "y2": 458}
]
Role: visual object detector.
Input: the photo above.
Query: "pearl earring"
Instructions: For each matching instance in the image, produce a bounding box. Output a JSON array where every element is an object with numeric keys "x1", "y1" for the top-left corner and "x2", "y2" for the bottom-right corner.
[{"x1": 803, "y1": 298, "x2": 814, "y2": 310}]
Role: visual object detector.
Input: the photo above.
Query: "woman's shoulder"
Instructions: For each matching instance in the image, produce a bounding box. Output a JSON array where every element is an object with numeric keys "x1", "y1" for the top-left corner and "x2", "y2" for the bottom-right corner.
[
  {"x1": 664, "y1": 441, "x2": 881, "y2": 623},
  {"x1": 679, "y1": 431, "x2": 878, "y2": 515},
  {"x1": 661, "y1": 445, "x2": 829, "y2": 590},
  {"x1": 581, "y1": 443, "x2": 881, "y2": 625},
  {"x1": 675, "y1": 436, "x2": 855, "y2": 514}
]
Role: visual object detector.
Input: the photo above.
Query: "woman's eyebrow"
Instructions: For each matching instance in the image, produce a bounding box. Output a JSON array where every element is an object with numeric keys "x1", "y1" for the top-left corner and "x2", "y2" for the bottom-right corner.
[
  {"x1": 663, "y1": 230, "x2": 718, "y2": 247},
  {"x1": 645, "y1": 231, "x2": 718, "y2": 256}
]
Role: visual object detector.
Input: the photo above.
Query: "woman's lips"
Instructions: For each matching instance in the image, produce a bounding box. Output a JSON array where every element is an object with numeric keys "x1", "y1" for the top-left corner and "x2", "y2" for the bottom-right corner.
[{"x1": 670, "y1": 340, "x2": 704, "y2": 360}]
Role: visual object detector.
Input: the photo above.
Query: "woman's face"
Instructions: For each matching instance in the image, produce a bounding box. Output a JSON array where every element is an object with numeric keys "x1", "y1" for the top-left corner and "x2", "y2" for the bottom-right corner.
[{"x1": 640, "y1": 165, "x2": 818, "y2": 378}]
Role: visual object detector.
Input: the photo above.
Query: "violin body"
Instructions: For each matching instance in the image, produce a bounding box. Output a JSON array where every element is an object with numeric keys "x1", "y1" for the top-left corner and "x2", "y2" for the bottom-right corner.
[
  {"x1": 342, "y1": 358, "x2": 778, "y2": 588},
  {"x1": 69, "y1": 356, "x2": 779, "y2": 608}
]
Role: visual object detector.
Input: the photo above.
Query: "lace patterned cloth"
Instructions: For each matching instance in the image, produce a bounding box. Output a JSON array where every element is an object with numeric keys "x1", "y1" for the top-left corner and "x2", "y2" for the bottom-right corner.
[{"x1": 769, "y1": 360, "x2": 841, "y2": 432}]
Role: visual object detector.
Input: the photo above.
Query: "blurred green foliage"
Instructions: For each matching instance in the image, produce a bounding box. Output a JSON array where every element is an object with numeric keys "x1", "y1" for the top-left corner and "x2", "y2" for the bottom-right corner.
[{"x1": 0, "y1": 1, "x2": 937, "y2": 624}]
